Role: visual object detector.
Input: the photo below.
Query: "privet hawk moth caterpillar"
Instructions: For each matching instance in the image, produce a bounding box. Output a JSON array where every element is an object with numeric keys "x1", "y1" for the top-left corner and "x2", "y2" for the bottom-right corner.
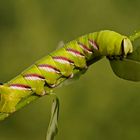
[{"x1": 0, "y1": 30, "x2": 133, "y2": 117}]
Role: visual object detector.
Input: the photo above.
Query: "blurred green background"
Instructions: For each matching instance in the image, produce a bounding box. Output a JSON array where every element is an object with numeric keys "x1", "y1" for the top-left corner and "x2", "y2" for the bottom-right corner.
[{"x1": 0, "y1": 0, "x2": 140, "y2": 140}]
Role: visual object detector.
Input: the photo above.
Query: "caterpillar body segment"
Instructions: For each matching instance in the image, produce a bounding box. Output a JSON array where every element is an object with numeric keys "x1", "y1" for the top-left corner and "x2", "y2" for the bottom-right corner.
[{"x1": 0, "y1": 30, "x2": 133, "y2": 114}]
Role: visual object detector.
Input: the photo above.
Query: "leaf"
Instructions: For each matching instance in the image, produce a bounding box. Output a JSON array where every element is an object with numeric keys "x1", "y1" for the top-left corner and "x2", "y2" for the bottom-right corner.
[
  {"x1": 109, "y1": 46, "x2": 140, "y2": 81},
  {"x1": 46, "y1": 95, "x2": 59, "y2": 140}
]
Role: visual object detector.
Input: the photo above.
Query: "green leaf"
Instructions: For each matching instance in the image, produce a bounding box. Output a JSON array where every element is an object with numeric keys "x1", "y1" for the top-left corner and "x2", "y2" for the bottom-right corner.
[
  {"x1": 46, "y1": 95, "x2": 59, "y2": 140},
  {"x1": 109, "y1": 46, "x2": 140, "y2": 81}
]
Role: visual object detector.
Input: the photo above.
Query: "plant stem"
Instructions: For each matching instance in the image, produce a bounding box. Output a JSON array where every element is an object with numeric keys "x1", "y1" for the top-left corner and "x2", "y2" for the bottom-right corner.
[
  {"x1": 0, "y1": 94, "x2": 39, "y2": 121},
  {"x1": 129, "y1": 31, "x2": 140, "y2": 41}
]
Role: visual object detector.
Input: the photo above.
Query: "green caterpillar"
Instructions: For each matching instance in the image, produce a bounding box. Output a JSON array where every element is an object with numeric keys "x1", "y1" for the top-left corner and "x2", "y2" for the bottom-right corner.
[{"x1": 0, "y1": 30, "x2": 133, "y2": 116}]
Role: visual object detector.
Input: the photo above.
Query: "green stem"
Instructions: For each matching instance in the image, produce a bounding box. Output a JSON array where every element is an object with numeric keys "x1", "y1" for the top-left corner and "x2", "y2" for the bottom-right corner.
[
  {"x1": 0, "y1": 94, "x2": 39, "y2": 121},
  {"x1": 129, "y1": 31, "x2": 140, "y2": 41},
  {"x1": 0, "y1": 113, "x2": 9, "y2": 121},
  {"x1": 15, "y1": 95, "x2": 39, "y2": 111}
]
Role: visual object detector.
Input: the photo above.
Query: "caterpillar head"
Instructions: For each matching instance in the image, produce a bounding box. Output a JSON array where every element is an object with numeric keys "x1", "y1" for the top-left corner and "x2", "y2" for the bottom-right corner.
[
  {"x1": 96, "y1": 30, "x2": 133, "y2": 57},
  {"x1": 121, "y1": 37, "x2": 133, "y2": 56}
]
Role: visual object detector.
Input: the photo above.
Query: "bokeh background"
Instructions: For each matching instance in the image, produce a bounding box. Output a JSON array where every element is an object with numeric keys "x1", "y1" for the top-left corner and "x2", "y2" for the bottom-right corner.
[{"x1": 0, "y1": 0, "x2": 140, "y2": 140}]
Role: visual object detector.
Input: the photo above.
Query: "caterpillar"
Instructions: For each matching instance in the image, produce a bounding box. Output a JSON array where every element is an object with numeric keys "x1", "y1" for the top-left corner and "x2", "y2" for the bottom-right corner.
[{"x1": 0, "y1": 30, "x2": 133, "y2": 117}]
